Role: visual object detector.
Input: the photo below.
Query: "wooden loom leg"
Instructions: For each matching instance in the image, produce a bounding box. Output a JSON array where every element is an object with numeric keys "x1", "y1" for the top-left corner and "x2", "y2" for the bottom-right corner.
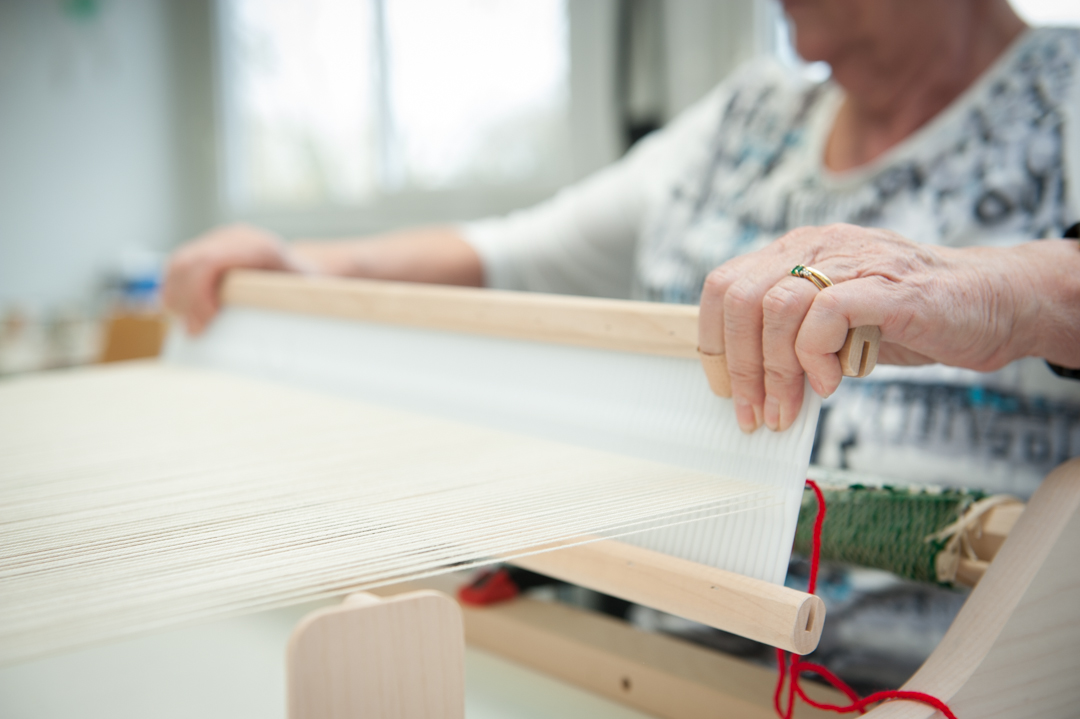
[
  {"x1": 863, "y1": 457, "x2": 1080, "y2": 719},
  {"x1": 287, "y1": 590, "x2": 465, "y2": 719}
]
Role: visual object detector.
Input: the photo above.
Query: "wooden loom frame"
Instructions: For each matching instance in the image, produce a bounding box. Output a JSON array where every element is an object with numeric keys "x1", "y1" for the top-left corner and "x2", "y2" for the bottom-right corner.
[{"x1": 217, "y1": 271, "x2": 1080, "y2": 718}]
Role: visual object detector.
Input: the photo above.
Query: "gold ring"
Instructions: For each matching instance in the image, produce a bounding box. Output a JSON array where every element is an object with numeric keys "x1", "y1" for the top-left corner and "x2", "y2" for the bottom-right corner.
[{"x1": 790, "y1": 265, "x2": 833, "y2": 291}]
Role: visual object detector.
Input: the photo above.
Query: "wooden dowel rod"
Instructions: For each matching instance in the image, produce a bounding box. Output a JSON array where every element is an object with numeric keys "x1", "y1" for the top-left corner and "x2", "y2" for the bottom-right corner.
[
  {"x1": 223, "y1": 270, "x2": 700, "y2": 359},
  {"x1": 511, "y1": 539, "x2": 825, "y2": 655}
]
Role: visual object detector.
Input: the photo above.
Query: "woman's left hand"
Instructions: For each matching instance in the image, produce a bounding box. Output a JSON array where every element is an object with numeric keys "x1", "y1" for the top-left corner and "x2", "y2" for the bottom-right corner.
[{"x1": 698, "y1": 223, "x2": 1039, "y2": 433}]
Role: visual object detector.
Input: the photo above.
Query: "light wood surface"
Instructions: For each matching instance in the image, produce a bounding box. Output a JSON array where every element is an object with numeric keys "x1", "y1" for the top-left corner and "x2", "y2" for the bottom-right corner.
[
  {"x1": 862, "y1": 458, "x2": 1080, "y2": 718},
  {"x1": 511, "y1": 539, "x2": 825, "y2": 655},
  {"x1": 223, "y1": 270, "x2": 701, "y2": 358},
  {"x1": 954, "y1": 502, "x2": 1024, "y2": 588},
  {"x1": 376, "y1": 575, "x2": 844, "y2": 719},
  {"x1": 287, "y1": 590, "x2": 464, "y2": 719},
  {"x1": 836, "y1": 325, "x2": 881, "y2": 378}
]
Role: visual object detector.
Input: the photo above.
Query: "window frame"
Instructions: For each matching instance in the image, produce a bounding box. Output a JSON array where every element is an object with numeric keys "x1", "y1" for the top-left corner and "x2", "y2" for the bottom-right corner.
[{"x1": 210, "y1": 0, "x2": 623, "y2": 238}]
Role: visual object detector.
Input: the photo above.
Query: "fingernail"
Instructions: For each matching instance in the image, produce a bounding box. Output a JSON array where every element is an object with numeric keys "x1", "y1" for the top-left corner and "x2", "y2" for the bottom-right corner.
[
  {"x1": 764, "y1": 395, "x2": 780, "y2": 431},
  {"x1": 734, "y1": 396, "x2": 758, "y2": 434}
]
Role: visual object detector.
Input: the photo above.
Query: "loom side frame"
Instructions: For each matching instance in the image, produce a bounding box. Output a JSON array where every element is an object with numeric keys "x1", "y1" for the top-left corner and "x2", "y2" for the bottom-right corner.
[
  {"x1": 860, "y1": 457, "x2": 1080, "y2": 718},
  {"x1": 287, "y1": 590, "x2": 464, "y2": 719}
]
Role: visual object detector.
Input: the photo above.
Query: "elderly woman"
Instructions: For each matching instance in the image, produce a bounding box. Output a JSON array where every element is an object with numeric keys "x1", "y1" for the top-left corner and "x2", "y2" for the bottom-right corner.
[{"x1": 166, "y1": 0, "x2": 1080, "y2": 494}]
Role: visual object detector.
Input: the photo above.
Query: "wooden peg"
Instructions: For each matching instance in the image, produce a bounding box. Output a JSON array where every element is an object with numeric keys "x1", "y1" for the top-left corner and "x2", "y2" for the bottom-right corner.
[
  {"x1": 699, "y1": 326, "x2": 881, "y2": 397},
  {"x1": 837, "y1": 325, "x2": 881, "y2": 378}
]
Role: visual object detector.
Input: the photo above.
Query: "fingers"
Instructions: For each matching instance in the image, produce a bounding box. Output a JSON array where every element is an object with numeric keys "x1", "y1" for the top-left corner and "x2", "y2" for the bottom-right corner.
[
  {"x1": 703, "y1": 258, "x2": 821, "y2": 433},
  {"x1": 761, "y1": 277, "x2": 818, "y2": 431},
  {"x1": 702, "y1": 258, "x2": 814, "y2": 433},
  {"x1": 698, "y1": 266, "x2": 736, "y2": 355},
  {"x1": 188, "y1": 260, "x2": 226, "y2": 335},
  {"x1": 162, "y1": 247, "x2": 224, "y2": 335},
  {"x1": 797, "y1": 277, "x2": 889, "y2": 396},
  {"x1": 162, "y1": 224, "x2": 289, "y2": 335},
  {"x1": 723, "y1": 279, "x2": 767, "y2": 432},
  {"x1": 698, "y1": 266, "x2": 737, "y2": 397}
]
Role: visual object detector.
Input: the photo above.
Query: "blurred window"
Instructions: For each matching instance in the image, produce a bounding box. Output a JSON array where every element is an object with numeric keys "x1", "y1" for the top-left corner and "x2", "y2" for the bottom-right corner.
[
  {"x1": 218, "y1": 0, "x2": 570, "y2": 210},
  {"x1": 1012, "y1": 1, "x2": 1080, "y2": 26}
]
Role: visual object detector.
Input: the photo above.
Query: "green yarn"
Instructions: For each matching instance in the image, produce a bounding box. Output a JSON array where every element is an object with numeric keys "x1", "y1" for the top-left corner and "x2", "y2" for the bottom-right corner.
[{"x1": 792, "y1": 485, "x2": 986, "y2": 584}]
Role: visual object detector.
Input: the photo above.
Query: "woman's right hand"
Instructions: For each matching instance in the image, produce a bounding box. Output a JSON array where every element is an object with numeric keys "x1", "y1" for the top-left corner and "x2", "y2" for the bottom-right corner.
[{"x1": 162, "y1": 224, "x2": 311, "y2": 335}]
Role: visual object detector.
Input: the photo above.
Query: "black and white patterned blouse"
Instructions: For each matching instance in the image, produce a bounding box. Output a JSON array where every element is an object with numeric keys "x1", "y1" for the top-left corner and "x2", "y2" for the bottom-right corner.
[{"x1": 634, "y1": 27, "x2": 1080, "y2": 303}]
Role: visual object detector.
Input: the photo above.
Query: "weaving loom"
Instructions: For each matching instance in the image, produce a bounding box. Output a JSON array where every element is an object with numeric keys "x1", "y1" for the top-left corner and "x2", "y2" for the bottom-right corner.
[{"x1": 2, "y1": 271, "x2": 1079, "y2": 719}]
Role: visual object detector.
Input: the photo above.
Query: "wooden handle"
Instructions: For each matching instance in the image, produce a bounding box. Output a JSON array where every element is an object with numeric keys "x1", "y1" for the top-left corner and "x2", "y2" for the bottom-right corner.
[
  {"x1": 511, "y1": 539, "x2": 825, "y2": 655},
  {"x1": 837, "y1": 325, "x2": 881, "y2": 378},
  {"x1": 698, "y1": 325, "x2": 881, "y2": 398}
]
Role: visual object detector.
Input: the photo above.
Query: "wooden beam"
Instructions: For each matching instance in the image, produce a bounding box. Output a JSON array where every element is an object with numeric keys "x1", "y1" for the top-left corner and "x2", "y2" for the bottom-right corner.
[
  {"x1": 222, "y1": 270, "x2": 700, "y2": 358},
  {"x1": 511, "y1": 539, "x2": 825, "y2": 655}
]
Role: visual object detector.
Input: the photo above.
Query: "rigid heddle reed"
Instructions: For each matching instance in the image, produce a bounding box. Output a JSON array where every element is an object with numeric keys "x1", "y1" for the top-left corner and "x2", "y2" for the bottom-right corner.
[{"x1": 1, "y1": 272, "x2": 824, "y2": 664}]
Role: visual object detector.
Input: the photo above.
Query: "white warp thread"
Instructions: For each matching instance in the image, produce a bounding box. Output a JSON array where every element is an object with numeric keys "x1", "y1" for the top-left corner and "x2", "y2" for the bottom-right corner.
[
  {"x1": 169, "y1": 307, "x2": 822, "y2": 582},
  {"x1": 0, "y1": 363, "x2": 770, "y2": 665},
  {"x1": 1, "y1": 305, "x2": 822, "y2": 665}
]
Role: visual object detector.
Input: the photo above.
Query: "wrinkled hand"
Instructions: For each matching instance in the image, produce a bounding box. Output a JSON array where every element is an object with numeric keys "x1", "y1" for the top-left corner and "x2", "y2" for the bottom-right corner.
[
  {"x1": 163, "y1": 224, "x2": 310, "y2": 335},
  {"x1": 699, "y1": 224, "x2": 1031, "y2": 433}
]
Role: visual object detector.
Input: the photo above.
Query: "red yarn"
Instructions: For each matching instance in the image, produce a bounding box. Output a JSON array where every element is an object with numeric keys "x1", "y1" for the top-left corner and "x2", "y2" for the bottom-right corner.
[
  {"x1": 772, "y1": 480, "x2": 957, "y2": 719},
  {"x1": 805, "y1": 479, "x2": 827, "y2": 595}
]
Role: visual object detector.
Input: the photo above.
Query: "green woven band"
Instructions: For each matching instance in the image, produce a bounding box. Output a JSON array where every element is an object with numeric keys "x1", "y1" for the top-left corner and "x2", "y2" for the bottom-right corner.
[{"x1": 792, "y1": 484, "x2": 985, "y2": 584}]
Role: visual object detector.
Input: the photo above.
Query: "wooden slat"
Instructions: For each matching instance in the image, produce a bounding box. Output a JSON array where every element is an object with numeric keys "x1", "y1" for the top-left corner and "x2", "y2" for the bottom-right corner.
[
  {"x1": 222, "y1": 270, "x2": 700, "y2": 358},
  {"x1": 511, "y1": 539, "x2": 825, "y2": 655}
]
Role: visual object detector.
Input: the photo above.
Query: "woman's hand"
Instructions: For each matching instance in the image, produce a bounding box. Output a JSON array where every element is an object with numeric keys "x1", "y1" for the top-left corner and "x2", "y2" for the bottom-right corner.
[
  {"x1": 698, "y1": 223, "x2": 1043, "y2": 433},
  {"x1": 163, "y1": 223, "x2": 484, "y2": 335},
  {"x1": 162, "y1": 224, "x2": 311, "y2": 335}
]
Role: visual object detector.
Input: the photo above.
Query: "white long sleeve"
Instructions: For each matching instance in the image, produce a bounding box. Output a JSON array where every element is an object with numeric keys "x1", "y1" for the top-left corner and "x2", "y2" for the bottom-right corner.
[{"x1": 460, "y1": 84, "x2": 730, "y2": 298}]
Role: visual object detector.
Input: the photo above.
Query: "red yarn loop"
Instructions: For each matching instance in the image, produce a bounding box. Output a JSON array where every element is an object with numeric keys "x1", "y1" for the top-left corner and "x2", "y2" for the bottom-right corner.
[{"x1": 772, "y1": 480, "x2": 957, "y2": 719}]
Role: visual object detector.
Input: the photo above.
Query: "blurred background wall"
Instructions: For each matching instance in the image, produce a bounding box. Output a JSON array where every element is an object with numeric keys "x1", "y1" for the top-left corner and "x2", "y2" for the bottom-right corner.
[
  {"x1": 0, "y1": 0, "x2": 780, "y2": 317},
  {"x1": 0, "y1": 0, "x2": 178, "y2": 312},
  {"x1": 0, "y1": 0, "x2": 1076, "y2": 371}
]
